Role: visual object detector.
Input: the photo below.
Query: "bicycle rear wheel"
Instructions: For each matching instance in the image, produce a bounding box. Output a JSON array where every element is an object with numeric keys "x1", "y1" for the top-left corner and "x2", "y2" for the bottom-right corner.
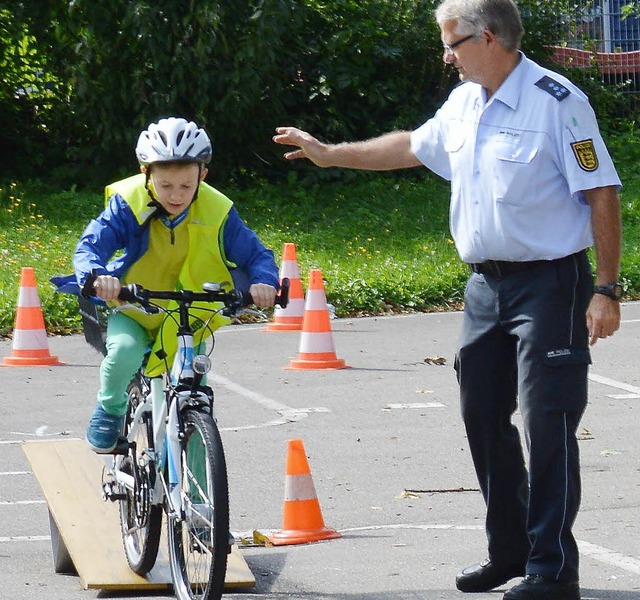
[
  {"x1": 119, "y1": 373, "x2": 163, "y2": 575},
  {"x1": 167, "y1": 408, "x2": 229, "y2": 600}
]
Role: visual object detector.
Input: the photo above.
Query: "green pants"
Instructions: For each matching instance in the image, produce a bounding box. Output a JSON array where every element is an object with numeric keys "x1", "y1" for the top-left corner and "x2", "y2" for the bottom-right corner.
[{"x1": 98, "y1": 312, "x2": 151, "y2": 416}]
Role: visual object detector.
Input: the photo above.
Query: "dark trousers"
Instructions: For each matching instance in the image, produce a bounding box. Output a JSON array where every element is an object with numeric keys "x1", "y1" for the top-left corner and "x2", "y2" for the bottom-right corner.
[{"x1": 455, "y1": 251, "x2": 592, "y2": 582}]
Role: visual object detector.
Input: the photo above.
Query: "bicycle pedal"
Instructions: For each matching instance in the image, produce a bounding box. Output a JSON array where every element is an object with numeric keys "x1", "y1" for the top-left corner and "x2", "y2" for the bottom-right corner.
[
  {"x1": 101, "y1": 481, "x2": 127, "y2": 502},
  {"x1": 112, "y1": 437, "x2": 131, "y2": 455}
]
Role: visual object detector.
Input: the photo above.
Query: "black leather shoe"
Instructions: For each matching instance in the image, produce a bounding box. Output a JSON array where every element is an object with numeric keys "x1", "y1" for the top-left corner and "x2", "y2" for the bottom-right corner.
[
  {"x1": 456, "y1": 558, "x2": 526, "y2": 592},
  {"x1": 503, "y1": 574, "x2": 580, "y2": 600}
]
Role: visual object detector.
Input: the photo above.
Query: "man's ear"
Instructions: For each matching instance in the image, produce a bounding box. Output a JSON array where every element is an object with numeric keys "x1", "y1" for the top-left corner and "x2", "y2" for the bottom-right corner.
[
  {"x1": 200, "y1": 167, "x2": 208, "y2": 181},
  {"x1": 140, "y1": 165, "x2": 148, "y2": 174},
  {"x1": 484, "y1": 28, "x2": 496, "y2": 45}
]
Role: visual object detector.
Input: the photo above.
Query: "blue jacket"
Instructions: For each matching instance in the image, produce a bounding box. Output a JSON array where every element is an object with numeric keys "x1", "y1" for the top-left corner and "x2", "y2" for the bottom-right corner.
[{"x1": 52, "y1": 186, "x2": 279, "y2": 297}]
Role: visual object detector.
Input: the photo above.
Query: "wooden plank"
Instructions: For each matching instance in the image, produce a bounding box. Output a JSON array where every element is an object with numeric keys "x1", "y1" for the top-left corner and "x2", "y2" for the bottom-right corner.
[{"x1": 23, "y1": 439, "x2": 254, "y2": 590}]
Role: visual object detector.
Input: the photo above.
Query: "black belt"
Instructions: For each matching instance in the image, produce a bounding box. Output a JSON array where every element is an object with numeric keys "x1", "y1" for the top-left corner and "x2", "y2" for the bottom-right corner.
[{"x1": 468, "y1": 259, "x2": 549, "y2": 279}]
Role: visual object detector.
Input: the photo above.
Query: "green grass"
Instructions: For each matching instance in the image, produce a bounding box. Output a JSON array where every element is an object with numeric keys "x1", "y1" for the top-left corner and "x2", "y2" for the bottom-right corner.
[{"x1": 1, "y1": 136, "x2": 639, "y2": 337}]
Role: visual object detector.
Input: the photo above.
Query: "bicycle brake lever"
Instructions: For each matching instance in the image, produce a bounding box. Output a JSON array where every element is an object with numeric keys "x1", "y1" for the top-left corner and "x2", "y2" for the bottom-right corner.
[
  {"x1": 117, "y1": 284, "x2": 159, "y2": 313},
  {"x1": 81, "y1": 269, "x2": 99, "y2": 299}
]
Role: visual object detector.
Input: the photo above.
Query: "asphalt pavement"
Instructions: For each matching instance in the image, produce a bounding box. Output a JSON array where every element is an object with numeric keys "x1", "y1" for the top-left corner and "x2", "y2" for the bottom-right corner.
[{"x1": 1, "y1": 303, "x2": 639, "y2": 600}]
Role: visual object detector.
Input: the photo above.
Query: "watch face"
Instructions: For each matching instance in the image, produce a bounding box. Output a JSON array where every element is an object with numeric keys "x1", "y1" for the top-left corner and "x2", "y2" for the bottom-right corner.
[
  {"x1": 612, "y1": 283, "x2": 624, "y2": 300},
  {"x1": 596, "y1": 283, "x2": 624, "y2": 300}
]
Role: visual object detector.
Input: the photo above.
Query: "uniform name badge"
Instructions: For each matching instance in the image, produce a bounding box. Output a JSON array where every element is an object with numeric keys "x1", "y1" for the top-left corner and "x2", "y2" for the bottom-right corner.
[{"x1": 571, "y1": 139, "x2": 599, "y2": 172}]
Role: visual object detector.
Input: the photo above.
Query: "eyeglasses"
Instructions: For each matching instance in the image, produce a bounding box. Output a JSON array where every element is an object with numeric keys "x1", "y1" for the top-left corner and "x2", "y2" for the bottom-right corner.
[{"x1": 442, "y1": 34, "x2": 475, "y2": 56}]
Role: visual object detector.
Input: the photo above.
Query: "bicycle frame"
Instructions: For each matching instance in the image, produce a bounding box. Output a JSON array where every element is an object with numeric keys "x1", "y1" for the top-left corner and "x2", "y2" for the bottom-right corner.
[{"x1": 107, "y1": 303, "x2": 214, "y2": 520}]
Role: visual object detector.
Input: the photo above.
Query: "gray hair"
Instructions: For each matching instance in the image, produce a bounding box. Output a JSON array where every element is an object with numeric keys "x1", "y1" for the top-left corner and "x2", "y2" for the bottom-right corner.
[{"x1": 435, "y1": 0, "x2": 524, "y2": 50}]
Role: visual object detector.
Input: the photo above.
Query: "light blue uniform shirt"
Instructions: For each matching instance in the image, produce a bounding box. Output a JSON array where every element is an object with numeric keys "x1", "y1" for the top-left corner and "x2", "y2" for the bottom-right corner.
[{"x1": 410, "y1": 53, "x2": 621, "y2": 264}]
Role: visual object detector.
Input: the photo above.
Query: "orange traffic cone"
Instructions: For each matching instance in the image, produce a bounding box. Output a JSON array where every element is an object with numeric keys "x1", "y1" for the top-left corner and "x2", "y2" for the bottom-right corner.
[
  {"x1": 269, "y1": 439, "x2": 341, "y2": 546},
  {"x1": 2, "y1": 267, "x2": 64, "y2": 367},
  {"x1": 266, "y1": 243, "x2": 305, "y2": 331},
  {"x1": 288, "y1": 269, "x2": 348, "y2": 370}
]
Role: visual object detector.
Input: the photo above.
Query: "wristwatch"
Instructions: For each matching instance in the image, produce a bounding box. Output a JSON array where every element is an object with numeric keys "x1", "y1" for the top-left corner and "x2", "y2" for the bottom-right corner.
[{"x1": 594, "y1": 282, "x2": 624, "y2": 301}]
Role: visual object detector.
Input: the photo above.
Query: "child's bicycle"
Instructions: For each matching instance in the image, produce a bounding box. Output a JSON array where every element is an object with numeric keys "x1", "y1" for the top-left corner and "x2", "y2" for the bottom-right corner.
[{"x1": 80, "y1": 272, "x2": 289, "y2": 600}]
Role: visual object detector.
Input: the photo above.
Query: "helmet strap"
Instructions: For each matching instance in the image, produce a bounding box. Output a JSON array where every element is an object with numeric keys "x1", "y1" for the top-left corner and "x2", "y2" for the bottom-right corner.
[
  {"x1": 143, "y1": 166, "x2": 170, "y2": 218},
  {"x1": 191, "y1": 163, "x2": 203, "y2": 204}
]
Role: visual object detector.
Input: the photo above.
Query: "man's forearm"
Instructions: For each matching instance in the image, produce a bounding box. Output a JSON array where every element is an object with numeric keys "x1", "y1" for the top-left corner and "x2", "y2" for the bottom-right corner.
[
  {"x1": 324, "y1": 131, "x2": 421, "y2": 171},
  {"x1": 586, "y1": 186, "x2": 621, "y2": 284}
]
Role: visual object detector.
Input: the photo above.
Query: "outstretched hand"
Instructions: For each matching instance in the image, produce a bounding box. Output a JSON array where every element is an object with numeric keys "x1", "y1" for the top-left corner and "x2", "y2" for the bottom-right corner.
[{"x1": 273, "y1": 127, "x2": 331, "y2": 167}]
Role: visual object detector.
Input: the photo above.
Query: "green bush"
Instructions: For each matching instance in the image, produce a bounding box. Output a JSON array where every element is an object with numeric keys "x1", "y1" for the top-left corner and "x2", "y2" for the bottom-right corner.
[
  {"x1": 0, "y1": 6, "x2": 69, "y2": 179},
  {"x1": 2, "y1": 0, "x2": 591, "y2": 186}
]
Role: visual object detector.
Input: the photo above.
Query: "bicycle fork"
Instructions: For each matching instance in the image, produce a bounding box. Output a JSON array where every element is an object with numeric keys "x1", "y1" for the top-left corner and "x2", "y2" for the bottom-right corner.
[{"x1": 165, "y1": 329, "x2": 213, "y2": 520}]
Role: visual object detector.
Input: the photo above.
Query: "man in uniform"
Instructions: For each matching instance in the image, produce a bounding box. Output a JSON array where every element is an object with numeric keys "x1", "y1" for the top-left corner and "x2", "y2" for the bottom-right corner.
[{"x1": 272, "y1": 1, "x2": 622, "y2": 599}]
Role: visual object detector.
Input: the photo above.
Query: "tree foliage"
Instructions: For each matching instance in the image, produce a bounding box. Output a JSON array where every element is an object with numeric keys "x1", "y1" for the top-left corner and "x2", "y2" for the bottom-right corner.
[
  {"x1": 1, "y1": 0, "x2": 621, "y2": 186},
  {"x1": 0, "y1": 3, "x2": 68, "y2": 177}
]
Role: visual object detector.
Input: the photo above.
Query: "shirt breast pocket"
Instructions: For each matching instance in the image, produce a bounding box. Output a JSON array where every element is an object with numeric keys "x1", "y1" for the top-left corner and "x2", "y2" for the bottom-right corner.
[
  {"x1": 493, "y1": 143, "x2": 540, "y2": 205},
  {"x1": 444, "y1": 131, "x2": 466, "y2": 184}
]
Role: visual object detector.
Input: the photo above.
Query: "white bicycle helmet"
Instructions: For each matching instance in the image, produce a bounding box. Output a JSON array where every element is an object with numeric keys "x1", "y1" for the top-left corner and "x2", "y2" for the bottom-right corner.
[{"x1": 135, "y1": 117, "x2": 212, "y2": 165}]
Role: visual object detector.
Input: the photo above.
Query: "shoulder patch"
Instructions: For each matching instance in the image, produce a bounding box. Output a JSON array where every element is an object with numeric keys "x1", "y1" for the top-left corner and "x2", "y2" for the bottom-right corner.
[
  {"x1": 535, "y1": 76, "x2": 571, "y2": 101},
  {"x1": 571, "y1": 139, "x2": 599, "y2": 172}
]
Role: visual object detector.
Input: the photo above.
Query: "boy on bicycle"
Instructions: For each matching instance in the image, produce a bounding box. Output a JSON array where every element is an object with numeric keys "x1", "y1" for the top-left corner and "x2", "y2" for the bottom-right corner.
[{"x1": 54, "y1": 117, "x2": 279, "y2": 453}]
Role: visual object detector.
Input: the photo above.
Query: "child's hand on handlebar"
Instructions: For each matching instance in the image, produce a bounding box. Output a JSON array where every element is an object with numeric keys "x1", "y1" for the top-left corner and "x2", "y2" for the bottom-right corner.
[
  {"x1": 249, "y1": 283, "x2": 277, "y2": 309},
  {"x1": 93, "y1": 275, "x2": 122, "y2": 302}
]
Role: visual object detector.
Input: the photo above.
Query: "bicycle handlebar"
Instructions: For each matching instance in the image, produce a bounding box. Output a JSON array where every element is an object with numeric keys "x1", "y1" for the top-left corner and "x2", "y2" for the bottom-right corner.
[{"x1": 81, "y1": 270, "x2": 290, "y2": 314}]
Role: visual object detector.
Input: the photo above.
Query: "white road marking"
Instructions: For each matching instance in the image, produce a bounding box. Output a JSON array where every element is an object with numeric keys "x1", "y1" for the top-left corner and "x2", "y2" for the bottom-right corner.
[
  {"x1": 0, "y1": 500, "x2": 45, "y2": 506},
  {"x1": 589, "y1": 373, "x2": 640, "y2": 398},
  {"x1": 578, "y1": 540, "x2": 640, "y2": 575},
  {"x1": 8, "y1": 428, "x2": 68, "y2": 438},
  {"x1": 0, "y1": 535, "x2": 50, "y2": 543},
  {"x1": 385, "y1": 402, "x2": 446, "y2": 409},
  {"x1": 0, "y1": 471, "x2": 30, "y2": 476},
  {"x1": 211, "y1": 373, "x2": 330, "y2": 431},
  {"x1": 340, "y1": 523, "x2": 484, "y2": 533},
  {"x1": 1, "y1": 506, "x2": 638, "y2": 577},
  {"x1": 339, "y1": 524, "x2": 640, "y2": 575},
  {"x1": 0, "y1": 437, "x2": 81, "y2": 446}
]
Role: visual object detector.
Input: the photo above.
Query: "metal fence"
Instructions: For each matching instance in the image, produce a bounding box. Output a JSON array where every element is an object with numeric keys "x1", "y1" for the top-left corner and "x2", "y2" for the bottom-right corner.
[{"x1": 553, "y1": 0, "x2": 640, "y2": 91}]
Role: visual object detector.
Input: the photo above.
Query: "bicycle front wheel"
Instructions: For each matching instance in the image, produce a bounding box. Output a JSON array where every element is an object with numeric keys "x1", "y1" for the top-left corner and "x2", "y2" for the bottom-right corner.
[{"x1": 167, "y1": 408, "x2": 229, "y2": 600}]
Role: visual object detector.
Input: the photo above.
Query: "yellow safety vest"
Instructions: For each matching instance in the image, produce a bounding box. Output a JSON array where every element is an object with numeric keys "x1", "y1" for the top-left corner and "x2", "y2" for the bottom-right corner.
[{"x1": 105, "y1": 173, "x2": 235, "y2": 376}]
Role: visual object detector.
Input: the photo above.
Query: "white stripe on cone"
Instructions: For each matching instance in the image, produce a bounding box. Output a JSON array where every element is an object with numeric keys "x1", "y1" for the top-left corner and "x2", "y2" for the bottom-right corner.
[
  {"x1": 299, "y1": 332, "x2": 336, "y2": 354},
  {"x1": 281, "y1": 259, "x2": 300, "y2": 279},
  {"x1": 283, "y1": 473, "x2": 318, "y2": 502},
  {"x1": 304, "y1": 289, "x2": 328, "y2": 311},
  {"x1": 277, "y1": 297, "x2": 305, "y2": 315},
  {"x1": 12, "y1": 329, "x2": 49, "y2": 350},
  {"x1": 17, "y1": 287, "x2": 41, "y2": 308}
]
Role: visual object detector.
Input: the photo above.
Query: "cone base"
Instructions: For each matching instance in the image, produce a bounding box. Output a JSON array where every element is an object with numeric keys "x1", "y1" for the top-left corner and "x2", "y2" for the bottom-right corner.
[
  {"x1": 265, "y1": 322, "x2": 303, "y2": 332},
  {"x1": 269, "y1": 527, "x2": 342, "y2": 546},
  {"x1": 287, "y1": 357, "x2": 349, "y2": 370},
  {"x1": 2, "y1": 355, "x2": 64, "y2": 367}
]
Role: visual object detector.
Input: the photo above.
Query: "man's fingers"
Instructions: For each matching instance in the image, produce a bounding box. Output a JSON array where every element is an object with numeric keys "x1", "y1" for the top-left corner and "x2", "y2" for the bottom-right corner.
[{"x1": 284, "y1": 149, "x2": 304, "y2": 161}]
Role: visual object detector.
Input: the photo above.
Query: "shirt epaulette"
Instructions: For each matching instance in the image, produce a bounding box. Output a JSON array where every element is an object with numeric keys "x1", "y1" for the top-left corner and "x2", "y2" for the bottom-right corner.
[{"x1": 534, "y1": 76, "x2": 571, "y2": 101}]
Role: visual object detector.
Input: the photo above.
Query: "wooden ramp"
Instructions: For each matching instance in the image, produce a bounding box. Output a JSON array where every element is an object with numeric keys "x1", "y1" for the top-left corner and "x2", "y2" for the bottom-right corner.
[{"x1": 23, "y1": 439, "x2": 255, "y2": 591}]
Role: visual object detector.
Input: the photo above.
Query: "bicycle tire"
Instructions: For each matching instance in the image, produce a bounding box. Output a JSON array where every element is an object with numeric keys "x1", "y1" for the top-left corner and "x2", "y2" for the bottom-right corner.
[
  {"x1": 167, "y1": 408, "x2": 229, "y2": 600},
  {"x1": 118, "y1": 373, "x2": 163, "y2": 575}
]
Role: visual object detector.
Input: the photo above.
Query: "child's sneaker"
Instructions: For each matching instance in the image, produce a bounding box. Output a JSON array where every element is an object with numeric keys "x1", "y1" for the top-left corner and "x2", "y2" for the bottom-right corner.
[{"x1": 86, "y1": 404, "x2": 125, "y2": 453}]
